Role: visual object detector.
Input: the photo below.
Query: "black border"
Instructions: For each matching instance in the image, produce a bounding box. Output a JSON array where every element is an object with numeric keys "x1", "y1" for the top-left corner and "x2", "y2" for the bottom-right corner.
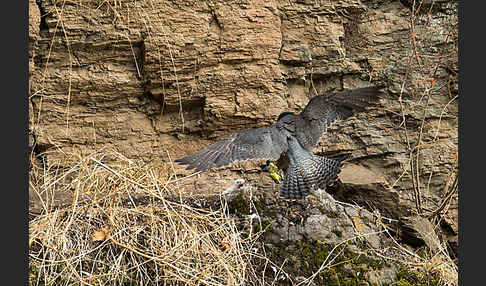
[{"x1": 8, "y1": 0, "x2": 29, "y2": 284}]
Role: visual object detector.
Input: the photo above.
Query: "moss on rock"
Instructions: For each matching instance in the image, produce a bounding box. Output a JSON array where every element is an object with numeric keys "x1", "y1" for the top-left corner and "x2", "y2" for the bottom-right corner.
[
  {"x1": 226, "y1": 192, "x2": 277, "y2": 218},
  {"x1": 264, "y1": 239, "x2": 395, "y2": 285},
  {"x1": 395, "y1": 265, "x2": 439, "y2": 286}
]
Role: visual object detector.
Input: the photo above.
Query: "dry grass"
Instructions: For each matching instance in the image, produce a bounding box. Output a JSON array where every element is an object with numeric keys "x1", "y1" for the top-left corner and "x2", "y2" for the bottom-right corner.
[
  {"x1": 28, "y1": 152, "x2": 458, "y2": 285},
  {"x1": 403, "y1": 215, "x2": 458, "y2": 286},
  {"x1": 369, "y1": 211, "x2": 458, "y2": 286},
  {"x1": 29, "y1": 152, "x2": 269, "y2": 286}
]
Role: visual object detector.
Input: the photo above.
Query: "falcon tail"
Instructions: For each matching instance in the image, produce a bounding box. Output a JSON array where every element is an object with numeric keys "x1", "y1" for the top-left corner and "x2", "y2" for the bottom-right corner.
[{"x1": 280, "y1": 154, "x2": 345, "y2": 200}]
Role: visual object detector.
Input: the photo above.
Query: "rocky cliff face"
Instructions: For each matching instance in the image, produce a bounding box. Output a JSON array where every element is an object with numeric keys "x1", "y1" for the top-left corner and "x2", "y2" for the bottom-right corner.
[{"x1": 29, "y1": 0, "x2": 458, "y2": 282}]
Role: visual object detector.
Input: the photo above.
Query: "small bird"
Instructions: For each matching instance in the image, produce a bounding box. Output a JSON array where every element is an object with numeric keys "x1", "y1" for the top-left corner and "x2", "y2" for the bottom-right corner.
[
  {"x1": 265, "y1": 161, "x2": 282, "y2": 183},
  {"x1": 175, "y1": 85, "x2": 385, "y2": 199}
]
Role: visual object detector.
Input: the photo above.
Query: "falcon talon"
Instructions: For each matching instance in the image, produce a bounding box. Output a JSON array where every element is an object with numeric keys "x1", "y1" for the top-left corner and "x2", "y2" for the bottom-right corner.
[
  {"x1": 175, "y1": 86, "x2": 385, "y2": 200},
  {"x1": 260, "y1": 160, "x2": 272, "y2": 172}
]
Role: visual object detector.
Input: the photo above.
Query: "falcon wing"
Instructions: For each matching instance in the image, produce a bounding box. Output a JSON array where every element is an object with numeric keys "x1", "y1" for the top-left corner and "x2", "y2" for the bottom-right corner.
[
  {"x1": 175, "y1": 124, "x2": 288, "y2": 172},
  {"x1": 297, "y1": 85, "x2": 384, "y2": 148}
]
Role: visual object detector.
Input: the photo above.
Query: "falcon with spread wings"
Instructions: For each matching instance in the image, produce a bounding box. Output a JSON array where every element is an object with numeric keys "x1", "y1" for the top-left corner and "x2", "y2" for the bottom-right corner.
[{"x1": 175, "y1": 86, "x2": 384, "y2": 199}]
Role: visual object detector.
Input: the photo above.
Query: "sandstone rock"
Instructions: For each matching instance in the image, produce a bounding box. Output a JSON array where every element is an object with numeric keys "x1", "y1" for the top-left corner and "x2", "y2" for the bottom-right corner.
[{"x1": 29, "y1": 0, "x2": 458, "y2": 271}]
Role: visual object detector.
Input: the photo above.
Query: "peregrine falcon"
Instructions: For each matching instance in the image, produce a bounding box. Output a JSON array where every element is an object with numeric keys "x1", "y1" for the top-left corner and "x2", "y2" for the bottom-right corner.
[{"x1": 175, "y1": 86, "x2": 384, "y2": 199}]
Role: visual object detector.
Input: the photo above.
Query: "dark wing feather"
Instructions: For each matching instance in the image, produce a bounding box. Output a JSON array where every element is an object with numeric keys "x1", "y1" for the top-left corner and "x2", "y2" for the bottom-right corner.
[
  {"x1": 296, "y1": 85, "x2": 384, "y2": 148},
  {"x1": 175, "y1": 124, "x2": 288, "y2": 172}
]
